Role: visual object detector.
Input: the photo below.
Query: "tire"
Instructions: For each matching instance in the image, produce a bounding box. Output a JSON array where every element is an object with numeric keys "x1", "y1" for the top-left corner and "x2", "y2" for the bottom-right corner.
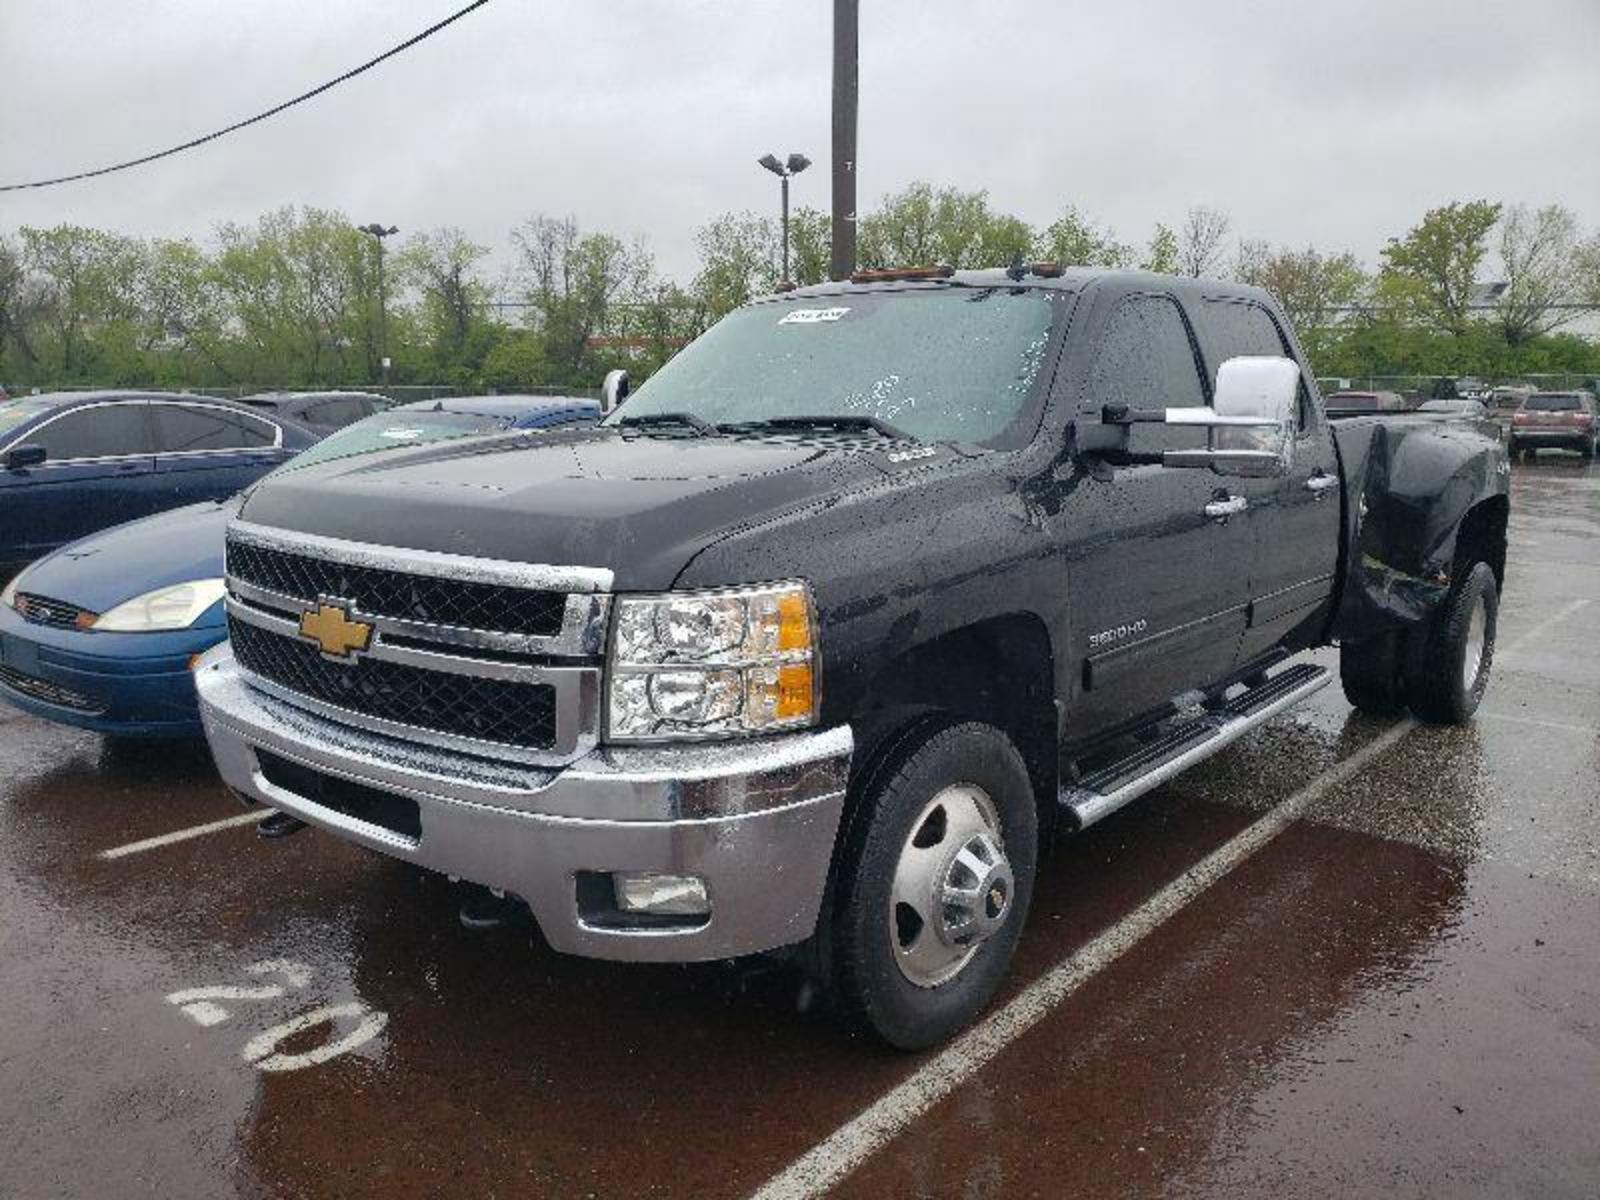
[
  {"x1": 820, "y1": 721, "x2": 1038, "y2": 1050},
  {"x1": 1582, "y1": 436, "x2": 1596, "y2": 460},
  {"x1": 1404, "y1": 561, "x2": 1498, "y2": 724},
  {"x1": 1340, "y1": 630, "x2": 1408, "y2": 716}
]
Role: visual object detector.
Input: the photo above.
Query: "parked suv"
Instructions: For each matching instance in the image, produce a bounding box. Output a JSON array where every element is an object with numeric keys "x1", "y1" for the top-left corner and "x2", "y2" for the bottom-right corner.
[
  {"x1": 196, "y1": 267, "x2": 1508, "y2": 1048},
  {"x1": 1509, "y1": 391, "x2": 1599, "y2": 459}
]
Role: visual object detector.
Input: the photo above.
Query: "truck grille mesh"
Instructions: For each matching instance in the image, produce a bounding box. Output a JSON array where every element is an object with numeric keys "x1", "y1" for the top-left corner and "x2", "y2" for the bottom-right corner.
[
  {"x1": 228, "y1": 616, "x2": 557, "y2": 750},
  {"x1": 225, "y1": 540, "x2": 566, "y2": 636}
]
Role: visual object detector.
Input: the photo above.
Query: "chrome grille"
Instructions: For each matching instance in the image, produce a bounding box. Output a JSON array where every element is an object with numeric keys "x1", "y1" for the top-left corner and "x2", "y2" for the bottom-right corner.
[
  {"x1": 225, "y1": 539, "x2": 567, "y2": 636},
  {"x1": 228, "y1": 616, "x2": 557, "y2": 750}
]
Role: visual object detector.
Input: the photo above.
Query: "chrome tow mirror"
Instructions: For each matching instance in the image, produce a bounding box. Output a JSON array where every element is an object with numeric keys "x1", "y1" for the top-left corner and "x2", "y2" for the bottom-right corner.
[
  {"x1": 600, "y1": 369, "x2": 630, "y2": 415},
  {"x1": 1092, "y1": 356, "x2": 1298, "y2": 478}
]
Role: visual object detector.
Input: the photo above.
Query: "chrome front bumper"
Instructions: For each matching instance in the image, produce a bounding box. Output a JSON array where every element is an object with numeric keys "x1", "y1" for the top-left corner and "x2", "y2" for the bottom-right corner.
[{"x1": 196, "y1": 647, "x2": 852, "y2": 962}]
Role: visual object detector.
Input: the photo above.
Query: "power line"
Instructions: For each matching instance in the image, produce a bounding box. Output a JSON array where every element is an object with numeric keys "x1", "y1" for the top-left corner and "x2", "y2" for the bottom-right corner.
[{"x1": 0, "y1": 0, "x2": 490, "y2": 193}]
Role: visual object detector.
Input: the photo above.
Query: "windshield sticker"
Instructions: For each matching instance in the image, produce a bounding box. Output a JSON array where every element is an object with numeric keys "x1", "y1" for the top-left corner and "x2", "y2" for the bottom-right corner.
[
  {"x1": 779, "y1": 307, "x2": 850, "y2": 325},
  {"x1": 379, "y1": 427, "x2": 425, "y2": 440}
]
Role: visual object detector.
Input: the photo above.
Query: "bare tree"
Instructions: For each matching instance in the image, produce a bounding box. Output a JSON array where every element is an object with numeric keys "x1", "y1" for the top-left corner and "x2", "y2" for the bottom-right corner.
[
  {"x1": 1495, "y1": 203, "x2": 1579, "y2": 345},
  {"x1": 1235, "y1": 240, "x2": 1368, "y2": 356},
  {"x1": 1177, "y1": 205, "x2": 1231, "y2": 278}
]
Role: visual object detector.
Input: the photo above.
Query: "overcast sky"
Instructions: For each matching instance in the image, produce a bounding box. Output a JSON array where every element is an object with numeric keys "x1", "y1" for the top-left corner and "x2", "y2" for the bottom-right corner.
[{"x1": 3, "y1": 0, "x2": 1598, "y2": 288}]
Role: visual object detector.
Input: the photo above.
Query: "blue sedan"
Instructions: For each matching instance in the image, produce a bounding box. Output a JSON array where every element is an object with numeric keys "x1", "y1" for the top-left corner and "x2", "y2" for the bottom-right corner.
[
  {"x1": 0, "y1": 390, "x2": 320, "y2": 574},
  {"x1": 0, "y1": 395, "x2": 599, "y2": 737}
]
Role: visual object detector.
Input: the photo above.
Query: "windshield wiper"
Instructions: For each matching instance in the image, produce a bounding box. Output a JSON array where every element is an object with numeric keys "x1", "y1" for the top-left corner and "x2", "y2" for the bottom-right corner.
[
  {"x1": 616, "y1": 412, "x2": 720, "y2": 437},
  {"x1": 719, "y1": 415, "x2": 915, "y2": 441}
]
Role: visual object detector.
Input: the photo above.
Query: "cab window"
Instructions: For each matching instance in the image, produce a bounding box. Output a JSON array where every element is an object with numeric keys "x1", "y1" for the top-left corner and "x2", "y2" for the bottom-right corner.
[{"x1": 1085, "y1": 295, "x2": 1209, "y2": 455}]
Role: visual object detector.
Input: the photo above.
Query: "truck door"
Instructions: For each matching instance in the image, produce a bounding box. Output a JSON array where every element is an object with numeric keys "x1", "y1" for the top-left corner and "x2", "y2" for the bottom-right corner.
[
  {"x1": 1063, "y1": 293, "x2": 1252, "y2": 732},
  {"x1": 1189, "y1": 297, "x2": 1341, "y2": 662}
]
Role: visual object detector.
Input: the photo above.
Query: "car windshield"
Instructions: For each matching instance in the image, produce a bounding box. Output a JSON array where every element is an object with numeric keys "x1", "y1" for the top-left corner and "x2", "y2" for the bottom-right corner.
[
  {"x1": 609, "y1": 287, "x2": 1059, "y2": 446},
  {"x1": 273, "y1": 409, "x2": 514, "y2": 474},
  {"x1": 0, "y1": 397, "x2": 57, "y2": 441},
  {"x1": 1524, "y1": 394, "x2": 1582, "y2": 412}
]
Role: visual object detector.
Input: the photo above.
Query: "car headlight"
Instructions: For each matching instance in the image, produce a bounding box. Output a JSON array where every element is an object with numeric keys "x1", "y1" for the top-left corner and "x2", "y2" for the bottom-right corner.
[
  {"x1": 606, "y1": 581, "x2": 819, "y2": 742},
  {"x1": 92, "y1": 579, "x2": 228, "y2": 633},
  {"x1": 0, "y1": 573, "x2": 19, "y2": 611}
]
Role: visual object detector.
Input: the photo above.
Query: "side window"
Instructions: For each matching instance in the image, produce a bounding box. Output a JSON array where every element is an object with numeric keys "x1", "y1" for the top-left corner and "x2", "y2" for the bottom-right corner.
[
  {"x1": 1085, "y1": 296, "x2": 1209, "y2": 454},
  {"x1": 314, "y1": 396, "x2": 364, "y2": 426},
  {"x1": 154, "y1": 404, "x2": 277, "y2": 452},
  {"x1": 31, "y1": 403, "x2": 155, "y2": 460},
  {"x1": 1194, "y1": 298, "x2": 1313, "y2": 434}
]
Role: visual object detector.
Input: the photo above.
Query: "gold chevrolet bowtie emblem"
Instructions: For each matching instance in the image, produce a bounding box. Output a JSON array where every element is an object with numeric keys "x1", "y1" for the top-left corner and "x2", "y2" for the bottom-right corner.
[{"x1": 298, "y1": 602, "x2": 372, "y2": 660}]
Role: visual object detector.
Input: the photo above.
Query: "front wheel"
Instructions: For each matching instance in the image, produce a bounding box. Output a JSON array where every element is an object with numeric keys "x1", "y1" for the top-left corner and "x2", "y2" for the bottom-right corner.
[
  {"x1": 1404, "y1": 561, "x2": 1499, "y2": 724},
  {"x1": 819, "y1": 721, "x2": 1037, "y2": 1050}
]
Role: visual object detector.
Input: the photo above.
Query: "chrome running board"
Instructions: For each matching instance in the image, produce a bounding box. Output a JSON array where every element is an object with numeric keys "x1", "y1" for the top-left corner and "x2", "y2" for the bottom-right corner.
[{"x1": 1059, "y1": 662, "x2": 1331, "y2": 831}]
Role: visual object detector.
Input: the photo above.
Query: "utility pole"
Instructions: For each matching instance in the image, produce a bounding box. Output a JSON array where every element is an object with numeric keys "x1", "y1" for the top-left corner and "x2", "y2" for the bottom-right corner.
[
  {"x1": 357, "y1": 222, "x2": 399, "y2": 385},
  {"x1": 830, "y1": 0, "x2": 858, "y2": 280}
]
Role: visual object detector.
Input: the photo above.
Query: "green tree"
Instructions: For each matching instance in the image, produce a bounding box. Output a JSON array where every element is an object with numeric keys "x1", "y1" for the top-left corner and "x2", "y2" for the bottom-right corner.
[
  {"x1": 212, "y1": 207, "x2": 376, "y2": 384},
  {"x1": 1141, "y1": 223, "x2": 1179, "y2": 274},
  {"x1": 393, "y1": 227, "x2": 493, "y2": 383},
  {"x1": 691, "y1": 210, "x2": 777, "y2": 323},
  {"x1": 1235, "y1": 241, "x2": 1367, "y2": 358},
  {"x1": 788, "y1": 206, "x2": 832, "y2": 286},
  {"x1": 1495, "y1": 203, "x2": 1579, "y2": 345},
  {"x1": 19, "y1": 224, "x2": 144, "y2": 380},
  {"x1": 511, "y1": 215, "x2": 654, "y2": 384},
  {"x1": 857, "y1": 182, "x2": 1032, "y2": 270},
  {"x1": 1378, "y1": 200, "x2": 1501, "y2": 337},
  {"x1": 1033, "y1": 207, "x2": 1130, "y2": 267}
]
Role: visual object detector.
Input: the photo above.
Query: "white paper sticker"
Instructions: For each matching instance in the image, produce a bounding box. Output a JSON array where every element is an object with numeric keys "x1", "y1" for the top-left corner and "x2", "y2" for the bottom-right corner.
[
  {"x1": 779, "y1": 307, "x2": 851, "y2": 325},
  {"x1": 379, "y1": 427, "x2": 425, "y2": 440}
]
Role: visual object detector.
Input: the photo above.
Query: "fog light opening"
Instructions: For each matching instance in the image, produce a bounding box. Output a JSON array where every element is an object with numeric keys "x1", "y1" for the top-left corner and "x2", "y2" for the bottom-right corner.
[{"x1": 613, "y1": 872, "x2": 711, "y2": 917}]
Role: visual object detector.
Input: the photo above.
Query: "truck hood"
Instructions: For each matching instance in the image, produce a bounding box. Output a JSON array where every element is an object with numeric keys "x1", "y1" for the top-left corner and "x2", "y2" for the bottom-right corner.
[{"x1": 235, "y1": 428, "x2": 938, "y2": 590}]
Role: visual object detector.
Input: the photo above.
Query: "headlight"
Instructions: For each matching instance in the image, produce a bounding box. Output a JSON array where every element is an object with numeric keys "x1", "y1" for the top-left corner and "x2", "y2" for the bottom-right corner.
[
  {"x1": 0, "y1": 573, "x2": 19, "y2": 611},
  {"x1": 92, "y1": 579, "x2": 227, "y2": 632},
  {"x1": 606, "y1": 581, "x2": 818, "y2": 742}
]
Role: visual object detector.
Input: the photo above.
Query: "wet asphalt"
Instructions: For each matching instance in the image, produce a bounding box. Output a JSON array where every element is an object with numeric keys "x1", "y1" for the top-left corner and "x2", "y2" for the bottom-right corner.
[{"x1": 1, "y1": 456, "x2": 1596, "y2": 1200}]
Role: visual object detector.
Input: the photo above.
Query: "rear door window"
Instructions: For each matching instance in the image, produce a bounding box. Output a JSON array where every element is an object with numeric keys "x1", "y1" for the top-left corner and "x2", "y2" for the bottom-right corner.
[
  {"x1": 154, "y1": 404, "x2": 278, "y2": 452},
  {"x1": 1085, "y1": 295, "x2": 1209, "y2": 454},
  {"x1": 29, "y1": 402, "x2": 155, "y2": 460},
  {"x1": 1191, "y1": 297, "x2": 1313, "y2": 432}
]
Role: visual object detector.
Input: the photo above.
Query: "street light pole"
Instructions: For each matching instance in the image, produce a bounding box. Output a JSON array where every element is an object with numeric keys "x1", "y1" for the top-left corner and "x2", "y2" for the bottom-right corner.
[
  {"x1": 758, "y1": 153, "x2": 811, "y2": 288},
  {"x1": 357, "y1": 222, "x2": 399, "y2": 385}
]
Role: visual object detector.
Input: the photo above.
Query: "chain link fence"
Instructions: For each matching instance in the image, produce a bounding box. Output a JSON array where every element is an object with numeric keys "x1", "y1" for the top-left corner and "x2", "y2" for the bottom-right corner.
[
  {"x1": 2, "y1": 383, "x2": 601, "y2": 402},
  {"x1": 1315, "y1": 373, "x2": 1599, "y2": 398}
]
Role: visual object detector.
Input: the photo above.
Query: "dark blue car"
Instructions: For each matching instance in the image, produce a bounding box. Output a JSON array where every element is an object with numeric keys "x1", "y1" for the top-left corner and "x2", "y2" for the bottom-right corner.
[
  {"x1": 0, "y1": 395, "x2": 599, "y2": 737},
  {"x1": 0, "y1": 390, "x2": 318, "y2": 574}
]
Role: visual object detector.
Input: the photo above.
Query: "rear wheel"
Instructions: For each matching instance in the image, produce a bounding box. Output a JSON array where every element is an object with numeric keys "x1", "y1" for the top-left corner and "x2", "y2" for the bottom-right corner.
[
  {"x1": 1340, "y1": 630, "x2": 1408, "y2": 716},
  {"x1": 1404, "y1": 561, "x2": 1498, "y2": 724},
  {"x1": 819, "y1": 721, "x2": 1037, "y2": 1050}
]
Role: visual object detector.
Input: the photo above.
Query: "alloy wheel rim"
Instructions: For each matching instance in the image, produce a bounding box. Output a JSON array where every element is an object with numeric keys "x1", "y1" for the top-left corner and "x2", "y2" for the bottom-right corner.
[
  {"x1": 1462, "y1": 594, "x2": 1488, "y2": 693},
  {"x1": 889, "y1": 784, "x2": 1012, "y2": 989}
]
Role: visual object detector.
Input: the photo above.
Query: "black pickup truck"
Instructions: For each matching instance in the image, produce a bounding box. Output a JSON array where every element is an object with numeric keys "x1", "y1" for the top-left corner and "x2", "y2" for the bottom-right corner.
[{"x1": 196, "y1": 266, "x2": 1509, "y2": 1048}]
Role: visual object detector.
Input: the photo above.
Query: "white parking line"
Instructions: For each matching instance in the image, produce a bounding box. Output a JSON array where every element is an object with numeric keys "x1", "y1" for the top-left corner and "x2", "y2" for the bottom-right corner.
[
  {"x1": 748, "y1": 718, "x2": 1417, "y2": 1200},
  {"x1": 1479, "y1": 711, "x2": 1596, "y2": 737},
  {"x1": 98, "y1": 809, "x2": 274, "y2": 860}
]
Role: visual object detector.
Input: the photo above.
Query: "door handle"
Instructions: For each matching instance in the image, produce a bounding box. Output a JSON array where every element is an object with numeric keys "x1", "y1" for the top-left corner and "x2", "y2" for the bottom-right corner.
[
  {"x1": 1203, "y1": 495, "x2": 1248, "y2": 521},
  {"x1": 1305, "y1": 471, "x2": 1338, "y2": 496}
]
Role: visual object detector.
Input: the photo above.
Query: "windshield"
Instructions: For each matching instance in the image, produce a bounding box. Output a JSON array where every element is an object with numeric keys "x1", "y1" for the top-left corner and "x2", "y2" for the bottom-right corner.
[
  {"x1": 1524, "y1": 394, "x2": 1583, "y2": 412},
  {"x1": 0, "y1": 398, "x2": 56, "y2": 442},
  {"x1": 611, "y1": 287, "x2": 1059, "y2": 446},
  {"x1": 273, "y1": 409, "x2": 514, "y2": 474},
  {"x1": 1329, "y1": 393, "x2": 1380, "y2": 411}
]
